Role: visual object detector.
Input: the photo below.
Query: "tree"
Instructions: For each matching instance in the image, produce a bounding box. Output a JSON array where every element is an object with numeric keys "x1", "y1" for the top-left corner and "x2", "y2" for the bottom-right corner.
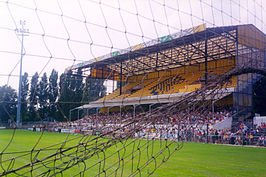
[
  {"x1": 48, "y1": 69, "x2": 59, "y2": 120},
  {"x1": 83, "y1": 76, "x2": 106, "y2": 103},
  {"x1": 58, "y1": 69, "x2": 85, "y2": 121},
  {"x1": 58, "y1": 71, "x2": 73, "y2": 121},
  {"x1": 38, "y1": 72, "x2": 49, "y2": 119},
  {"x1": 74, "y1": 68, "x2": 84, "y2": 104},
  {"x1": 28, "y1": 72, "x2": 39, "y2": 121},
  {"x1": 0, "y1": 85, "x2": 17, "y2": 124},
  {"x1": 21, "y1": 72, "x2": 29, "y2": 122}
]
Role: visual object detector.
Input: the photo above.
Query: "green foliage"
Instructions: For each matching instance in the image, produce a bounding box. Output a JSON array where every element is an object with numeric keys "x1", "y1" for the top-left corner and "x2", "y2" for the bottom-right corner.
[
  {"x1": 83, "y1": 76, "x2": 106, "y2": 103},
  {"x1": 0, "y1": 68, "x2": 108, "y2": 122},
  {"x1": 38, "y1": 72, "x2": 49, "y2": 119},
  {"x1": 73, "y1": 68, "x2": 84, "y2": 104},
  {"x1": 28, "y1": 72, "x2": 39, "y2": 121},
  {"x1": 21, "y1": 72, "x2": 29, "y2": 122},
  {"x1": 48, "y1": 69, "x2": 58, "y2": 120},
  {"x1": 58, "y1": 70, "x2": 78, "y2": 121},
  {"x1": 58, "y1": 69, "x2": 87, "y2": 121},
  {"x1": 0, "y1": 85, "x2": 17, "y2": 123}
]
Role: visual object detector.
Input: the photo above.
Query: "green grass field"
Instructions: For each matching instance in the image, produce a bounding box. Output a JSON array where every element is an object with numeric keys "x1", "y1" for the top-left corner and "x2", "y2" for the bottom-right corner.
[{"x1": 0, "y1": 129, "x2": 265, "y2": 177}]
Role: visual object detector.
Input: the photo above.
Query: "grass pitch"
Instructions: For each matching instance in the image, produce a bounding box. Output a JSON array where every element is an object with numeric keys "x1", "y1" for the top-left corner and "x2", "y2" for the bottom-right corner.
[{"x1": 0, "y1": 129, "x2": 265, "y2": 177}]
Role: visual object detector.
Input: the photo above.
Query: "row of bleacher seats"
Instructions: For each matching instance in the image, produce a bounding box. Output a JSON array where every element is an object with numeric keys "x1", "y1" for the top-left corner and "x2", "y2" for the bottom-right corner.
[
  {"x1": 100, "y1": 62, "x2": 237, "y2": 101},
  {"x1": 98, "y1": 82, "x2": 140, "y2": 101},
  {"x1": 100, "y1": 72, "x2": 203, "y2": 101},
  {"x1": 129, "y1": 71, "x2": 203, "y2": 98}
]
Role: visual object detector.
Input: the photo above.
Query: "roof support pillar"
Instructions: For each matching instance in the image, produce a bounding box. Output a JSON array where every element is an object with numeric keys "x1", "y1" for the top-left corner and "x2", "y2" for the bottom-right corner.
[
  {"x1": 204, "y1": 36, "x2": 208, "y2": 85},
  {"x1": 120, "y1": 62, "x2": 123, "y2": 95}
]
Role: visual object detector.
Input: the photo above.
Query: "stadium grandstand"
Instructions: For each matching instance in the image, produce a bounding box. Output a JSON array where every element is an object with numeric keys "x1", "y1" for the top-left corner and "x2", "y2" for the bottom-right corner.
[
  {"x1": 1, "y1": 0, "x2": 266, "y2": 175},
  {"x1": 1, "y1": 23, "x2": 265, "y2": 177},
  {"x1": 67, "y1": 23, "x2": 265, "y2": 132}
]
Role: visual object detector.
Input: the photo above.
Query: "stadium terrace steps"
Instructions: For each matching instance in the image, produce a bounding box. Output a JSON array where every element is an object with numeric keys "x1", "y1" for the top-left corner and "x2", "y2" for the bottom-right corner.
[
  {"x1": 98, "y1": 82, "x2": 140, "y2": 101},
  {"x1": 178, "y1": 84, "x2": 202, "y2": 93},
  {"x1": 98, "y1": 63, "x2": 237, "y2": 102},
  {"x1": 100, "y1": 73, "x2": 204, "y2": 101},
  {"x1": 128, "y1": 75, "x2": 173, "y2": 98}
]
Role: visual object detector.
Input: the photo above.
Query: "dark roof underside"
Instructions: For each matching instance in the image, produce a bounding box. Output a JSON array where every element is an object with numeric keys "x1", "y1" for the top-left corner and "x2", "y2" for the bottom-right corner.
[{"x1": 78, "y1": 25, "x2": 240, "y2": 76}]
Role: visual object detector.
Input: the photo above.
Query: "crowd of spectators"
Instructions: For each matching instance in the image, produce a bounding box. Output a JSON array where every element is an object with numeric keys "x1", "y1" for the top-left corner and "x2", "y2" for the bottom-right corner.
[
  {"x1": 233, "y1": 122, "x2": 266, "y2": 146},
  {"x1": 179, "y1": 119, "x2": 266, "y2": 147},
  {"x1": 51, "y1": 108, "x2": 266, "y2": 147}
]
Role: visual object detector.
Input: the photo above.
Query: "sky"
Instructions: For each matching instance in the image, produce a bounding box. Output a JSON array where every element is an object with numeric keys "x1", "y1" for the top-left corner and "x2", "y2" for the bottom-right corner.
[{"x1": 0, "y1": 0, "x2": 265, "y2": 92}]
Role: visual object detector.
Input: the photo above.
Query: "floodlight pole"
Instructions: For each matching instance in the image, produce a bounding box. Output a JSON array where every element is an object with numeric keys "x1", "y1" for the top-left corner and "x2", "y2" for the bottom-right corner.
[{"x1": 16, "y1": 20, "x2": 29, "y2": 127}]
